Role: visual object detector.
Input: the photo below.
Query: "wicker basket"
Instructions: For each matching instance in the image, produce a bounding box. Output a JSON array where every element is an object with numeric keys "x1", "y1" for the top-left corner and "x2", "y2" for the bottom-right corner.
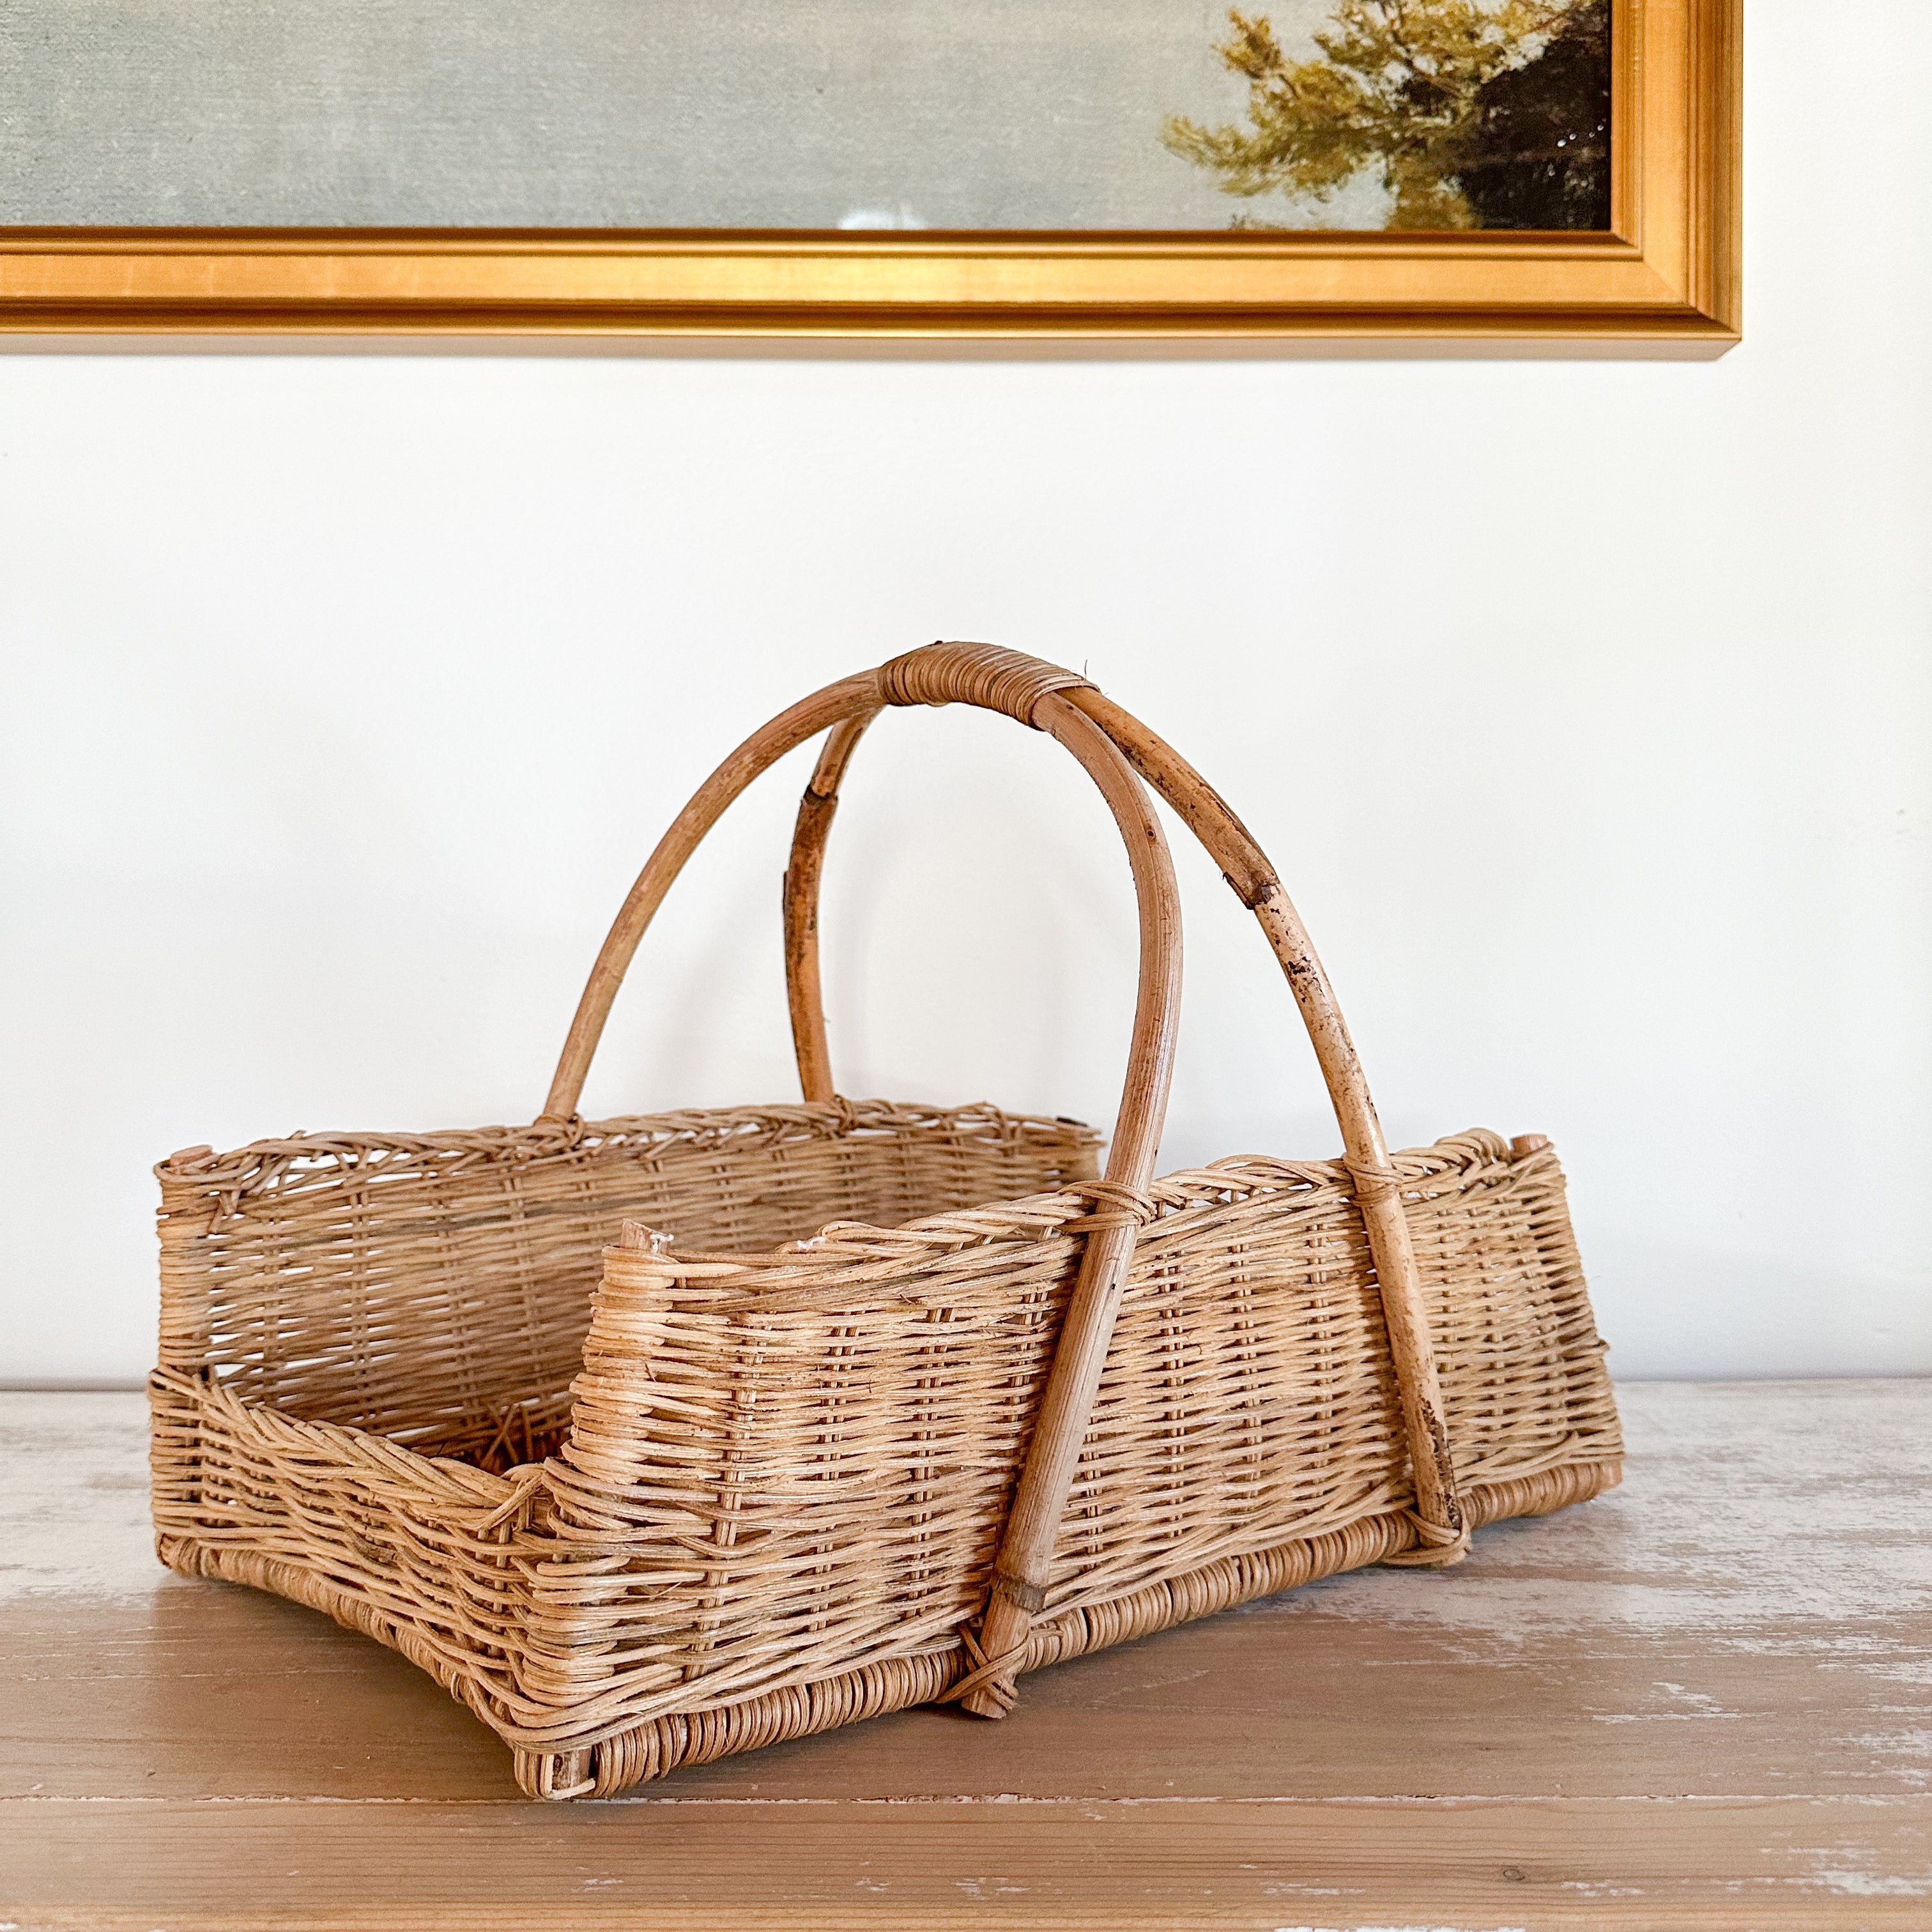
[{"x1": 151, "y1": 642, "x2": 1621, "y2": 1800}]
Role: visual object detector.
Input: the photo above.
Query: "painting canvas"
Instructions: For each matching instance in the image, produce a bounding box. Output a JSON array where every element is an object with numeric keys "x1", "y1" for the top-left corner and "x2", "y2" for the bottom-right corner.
[{"x1": 3, "y1": 0, "x2": 1611, "y2": 232}]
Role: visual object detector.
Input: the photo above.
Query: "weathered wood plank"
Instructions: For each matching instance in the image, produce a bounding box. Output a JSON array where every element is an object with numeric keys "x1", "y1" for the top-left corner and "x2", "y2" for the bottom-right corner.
[
  {"x1": 8, "y1": 1589, "x2": 1928, "y2": 1807},
  {"x1": 1, "y1": 1382, "x2": 1927, "y2": 1926},
  {"x1": 6, "y1": 1795, "x2": 1928, "y2": 1930}
]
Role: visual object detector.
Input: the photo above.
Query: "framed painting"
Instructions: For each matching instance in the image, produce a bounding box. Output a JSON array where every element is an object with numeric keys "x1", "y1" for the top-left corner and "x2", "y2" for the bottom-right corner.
[{"x1": 0, "y1": 0, "x2": 1738, "y2": 347}]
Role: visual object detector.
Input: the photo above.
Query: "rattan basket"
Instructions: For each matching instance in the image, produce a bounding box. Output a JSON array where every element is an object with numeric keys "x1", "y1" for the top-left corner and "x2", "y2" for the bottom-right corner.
[{"x1": 151, "y1": 642, "x2": 1621, "y2": 1800}]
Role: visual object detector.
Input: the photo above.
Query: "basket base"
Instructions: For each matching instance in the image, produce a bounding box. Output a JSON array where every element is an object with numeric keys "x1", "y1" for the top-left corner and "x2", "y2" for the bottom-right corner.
[
  {"x1": 161, "y1": 1457, "x2": 1618, "y2": 1800},
  {"x1": 512, "y1": 1455, "x2": 1619, "y2": 1797}
]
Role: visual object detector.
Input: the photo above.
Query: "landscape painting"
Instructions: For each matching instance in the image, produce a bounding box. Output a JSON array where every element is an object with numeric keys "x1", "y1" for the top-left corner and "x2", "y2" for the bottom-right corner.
[{"x1": 2, "y1": 0, "x2": 1611, "y2": 231}]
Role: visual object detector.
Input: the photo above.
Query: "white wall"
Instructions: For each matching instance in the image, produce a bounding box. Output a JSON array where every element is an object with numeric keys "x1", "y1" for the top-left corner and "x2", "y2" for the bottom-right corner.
[{"x1": 3, "y1": 8, "x2": 1928, "y2": 1386}]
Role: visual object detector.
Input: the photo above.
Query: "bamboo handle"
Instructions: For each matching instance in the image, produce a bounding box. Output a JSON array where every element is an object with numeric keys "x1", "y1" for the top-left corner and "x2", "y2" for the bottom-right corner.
[
  {"x1": 783, "y1": 710, "x2": 879, "y2": 1107},
  {"x1": 1068, "y1": 684, "x2": 1462, "y2": 1560},
  {"x1": 779, "y1": 645, "x2": 1467, "y2": 1598},
  {"x1": 542, "y1": 672, "x2": 881, "y2": 1124},
  {"x1": 953, "y1": 688, "x2": 1179, "y2": 1715},
  {"x1": 542, "y1": 646, "x2": 1184, "y2": 1726}
]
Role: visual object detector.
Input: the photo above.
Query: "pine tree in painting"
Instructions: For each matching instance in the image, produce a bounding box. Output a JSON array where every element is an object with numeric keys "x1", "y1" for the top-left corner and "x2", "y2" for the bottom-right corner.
[{"x1": 1162, "y1": 0, "x2": 1611, "y2": 231}]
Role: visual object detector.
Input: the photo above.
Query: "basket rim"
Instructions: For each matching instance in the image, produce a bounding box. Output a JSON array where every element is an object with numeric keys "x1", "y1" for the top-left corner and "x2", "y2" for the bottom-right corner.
[
  {"x1": 597, "y1": 1126, "x2": 1539, "y2": 1317},
  {"x1": 155, "y1": 1097, "x2": 1103, "y2": 1211}
]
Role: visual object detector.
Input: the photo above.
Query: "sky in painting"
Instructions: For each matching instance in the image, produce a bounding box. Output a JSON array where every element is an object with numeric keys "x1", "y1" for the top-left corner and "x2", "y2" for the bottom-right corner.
[{"x1": 0, "y1": 0, "x2": 1404, "y2": 228}]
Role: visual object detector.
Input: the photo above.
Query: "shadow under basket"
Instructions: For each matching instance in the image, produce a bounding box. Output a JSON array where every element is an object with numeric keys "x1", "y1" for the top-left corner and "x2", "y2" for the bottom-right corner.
[{"x1": 151, "y1": 645, "x2": 1621, "y2": 1800}]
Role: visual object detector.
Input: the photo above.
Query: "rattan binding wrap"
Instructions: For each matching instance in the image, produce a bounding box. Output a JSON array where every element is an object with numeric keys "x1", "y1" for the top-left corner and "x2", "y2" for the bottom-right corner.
[{"x1": 152, "y1": 643, "x2": 1621, "y2": 1799}]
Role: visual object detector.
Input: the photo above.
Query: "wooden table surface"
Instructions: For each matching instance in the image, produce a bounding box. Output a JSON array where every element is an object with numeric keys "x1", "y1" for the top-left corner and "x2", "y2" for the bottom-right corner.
[{"x1": 3, "y1": 1381, "x2": 1928, "y2": 1931}]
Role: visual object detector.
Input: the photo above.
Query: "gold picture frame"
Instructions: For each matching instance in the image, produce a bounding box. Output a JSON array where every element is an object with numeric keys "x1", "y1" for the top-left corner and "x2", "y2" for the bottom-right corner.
[{"x1": 0, "y1": 0, "x2": 1737, "y2": 350}]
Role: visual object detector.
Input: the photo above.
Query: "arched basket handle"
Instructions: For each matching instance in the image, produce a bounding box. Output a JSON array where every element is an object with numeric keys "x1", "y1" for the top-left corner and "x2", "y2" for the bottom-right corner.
[
  {"x1": 542, "y1": 641, "x2": 1464, "y2": 1721},
  {"x1": 540, "y1": 646, "x2": 1185, "y2": 1717},
  {"x1": 781, "y1": 645, "x2": 1469, "y2": 1703}
]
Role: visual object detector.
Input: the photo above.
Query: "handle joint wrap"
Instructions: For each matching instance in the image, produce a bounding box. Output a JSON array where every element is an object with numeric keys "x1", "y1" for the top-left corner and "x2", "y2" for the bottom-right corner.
[{"x1": 879, "y1": 641, "x2": 1097, "y2": 729}]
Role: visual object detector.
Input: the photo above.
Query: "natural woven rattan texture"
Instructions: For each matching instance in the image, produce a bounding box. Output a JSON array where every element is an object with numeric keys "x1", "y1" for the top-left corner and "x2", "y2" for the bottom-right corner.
[
  {"x1": 154, "y1": 1101, "x2": 1099, "y2": 1469},
  {"x1": 151, "y1": 1115, "x2": 1618, "y2": 1797}
]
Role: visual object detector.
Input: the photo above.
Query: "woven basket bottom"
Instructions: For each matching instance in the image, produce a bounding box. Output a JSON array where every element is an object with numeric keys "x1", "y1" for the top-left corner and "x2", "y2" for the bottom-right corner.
[{"x1": 159, "y1": 1452, "x2": 1618, "y2": 1800}]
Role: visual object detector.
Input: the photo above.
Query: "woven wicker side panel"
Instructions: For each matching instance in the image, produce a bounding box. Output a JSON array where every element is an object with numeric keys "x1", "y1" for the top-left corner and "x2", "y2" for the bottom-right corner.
[
  {"x1": 526, "y1": 1158, "x2": 1391, "y2": 1738},
  {"x1": 155, "y1": 1103, "x2": 1098, "y2": 1466},
  {"x1": 526, "y1": 1130, "x2": 1618, "y2": 1750},
  {"x1": 531, "y1": 1234, "x2": 1083, "y2": 1738},
  {"x1": 149, "y1": 1124, "x2": 1619, "y2": 1788},
  {"x1": 1406, "y1": 1137, "x2": 1621, "y2": 1484},
  {"x1": 1037, "y1": 1131, "x2": 1619, "y2": 1617},
  {"x1": 1039, "y1": 1172, "x2": 1400, "y2": 1621},
  {"x1": 149, "y1": 1365, "x2": 539, "y2": 1729}
]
